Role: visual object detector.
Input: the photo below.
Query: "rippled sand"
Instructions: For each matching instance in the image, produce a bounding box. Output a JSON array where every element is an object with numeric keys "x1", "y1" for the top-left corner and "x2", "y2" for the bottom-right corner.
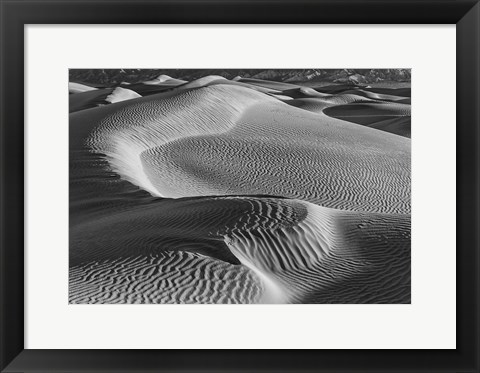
[{"x1": 69, "y1": 75, "x2": 411, "y2": 304}]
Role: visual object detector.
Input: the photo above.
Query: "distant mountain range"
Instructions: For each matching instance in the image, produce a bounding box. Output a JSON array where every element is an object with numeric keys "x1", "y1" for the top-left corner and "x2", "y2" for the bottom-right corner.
[{"x1": 69, "y1": 69, "x2": 411, "y2": 86}]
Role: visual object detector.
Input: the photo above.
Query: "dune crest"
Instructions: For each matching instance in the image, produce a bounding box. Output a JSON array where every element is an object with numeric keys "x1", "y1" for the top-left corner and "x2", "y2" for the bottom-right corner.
[
  {"x1": 85, "y1": 84, "x2": 410, "y2": 213},
  {"x1": 105, "y1": 87, "x2": 142, "y2": 104},
  {"x1": 69, "y1": 82, "x2": 98, "y2": 94},
  {"x1": 142, "y1": 74, "x2": 187, "y2": 86},
  {"x1": 223, "y1": 200, "x2": 410, "y2": 303},
  {"x1": 86, "y1": 85, "x2": 275, "y2": 197},
  {"x1": 178, "y1": 75, "x2": 227, "y2": 90}
]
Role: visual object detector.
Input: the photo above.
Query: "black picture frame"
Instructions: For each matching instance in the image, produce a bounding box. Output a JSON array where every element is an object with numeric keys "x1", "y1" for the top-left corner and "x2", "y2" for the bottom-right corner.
[{"x1": 1, "y1": 0, "x2": 479, "y2": 372}]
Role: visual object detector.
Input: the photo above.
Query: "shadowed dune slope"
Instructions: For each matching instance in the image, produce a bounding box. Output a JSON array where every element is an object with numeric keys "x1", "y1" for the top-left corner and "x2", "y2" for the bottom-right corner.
[
  {"x1": 366, "y1": 87, "x2": 411, "y2": 97},
  {"x1": 69, "y1": 88, "x2": 114, "y2": 113},
  {"x1": 368, "y1": 116, "x2": 411, "y2": 138},
  {"x1": 323, "y1": 102, "x2": 411, "y2": 120},
  {"x1": 69, "y1": 196, "x2": 410, "y2": 304},
  {"x1": 340, "y1": 89, "x2": 408, "y2": 102},
  {"x1": 69, "y1": 87, "x2": 142, "y2": 113},
  {"x1": 116, "y1": 83, "x2": 173, "y2": 96},
  {"x1": 237, "y1": 78, "x2": 302, "y2": 91},
  {"x1": 177, "y1": 75, "x2": 227, "y2": 90},
  {"x1": 286, "y1": 93, "x2": 376, "y2": 114},
  {"x1": 280, "y1": 87, "x2": 329, "y2": 99},
  {"x1": 142, "y1": 74, "x2": 187, "y2": 86},
  {"x1": 285, "y1": 93, "x2": 411, "y2": 138},
  {"x1": 323, "y1": 102, "x2": 411, "y2": 137}
]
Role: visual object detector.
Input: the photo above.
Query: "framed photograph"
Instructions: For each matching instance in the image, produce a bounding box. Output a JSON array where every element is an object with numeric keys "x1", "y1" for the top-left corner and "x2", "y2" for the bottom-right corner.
[{"x1": 1, "y1": 0, "x2": 479, "y2": 372}]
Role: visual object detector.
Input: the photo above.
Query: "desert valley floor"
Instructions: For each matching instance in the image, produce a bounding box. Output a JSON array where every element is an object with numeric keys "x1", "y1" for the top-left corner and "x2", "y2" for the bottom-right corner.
[{"x1": 69, "y1": 70, "x2": 411, "y2": 304}]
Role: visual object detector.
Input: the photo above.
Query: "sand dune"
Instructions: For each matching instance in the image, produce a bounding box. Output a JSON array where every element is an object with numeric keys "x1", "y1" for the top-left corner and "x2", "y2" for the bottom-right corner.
[
  {"x1": 368, "y1": 116, "x2": 411, "y2": 138},
  {"x1": 69, "y1": 73, "x2": 411, "y2": 304},
  {"x1": 280, "y1": 87, "x2": 329, "y2": 99},
  {"x1": 340, "y1": 88, "x2": 408, "y2": 102},
  {"x1": 80, "y1": 84, "x2": 410, "y2": 213},
  {"x1": 178, "y1": 75, "x2": 227, "y2": 90},
  {"x1": 312, "y1": 84, "x2": 411, "y2": 103},
  {"x1": 69, "y1": 196, "x2": 410, "y2": 304},
  {"x1": 208, "y1": 79, "x2": 283, "y2": 94},
  {"x1": 69, "y1": 82, "x2": 98, "y2": 94},
  {"x1": 69, "y1": 88, "x2": 113, "y2": 113},
  {"x1": 269, "y1": 94, "x2": 294, "y2": 101},
  {"x1": 282, "y1": 91, "x2": 410, "y2": 137},
  {"x1": 313, "y1": 84, "x2": 360, "y2": 94},
  {"x1": 142, "y1": 74, "x2": 186, "y2": 86},
  {"x1": 105, "y1": 87, "x2": 141, "y2": 104},
  {"x1": 324, "y1": 102, "x2": 411, "y2": 120},
  {"x1": 286, "y1": 93, "x2": 375, "y2": 114},
  {"x1": 366, "y1": 87, "x2": 411, "y2": 97},
  {"x1": 115, "y1": 83, "x2": 172, "y2": 97},
  {"x1": 397, "y1": 98, "x2": 412, "y2": 104},
  {"x1": 237, "y1": 77, "x2": 302, "y2": 91},
  {"x1": 69, "y1": 87, "x2": 142, "y2": 113},
  {"x1": 70, "y1": 251, "x2": 262, "y2": 304},
  {"x1": 83, "y1": 85, "x2": 264, "y2": 197},
  {"x1": 323, "y1": 102, "x2": 411, "y2": 137}
]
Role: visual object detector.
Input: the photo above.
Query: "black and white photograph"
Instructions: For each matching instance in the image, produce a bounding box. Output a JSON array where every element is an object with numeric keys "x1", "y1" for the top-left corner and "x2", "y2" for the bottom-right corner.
[{"x1": 69, "y1": 69, "x2": 411, "y2": 304}]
